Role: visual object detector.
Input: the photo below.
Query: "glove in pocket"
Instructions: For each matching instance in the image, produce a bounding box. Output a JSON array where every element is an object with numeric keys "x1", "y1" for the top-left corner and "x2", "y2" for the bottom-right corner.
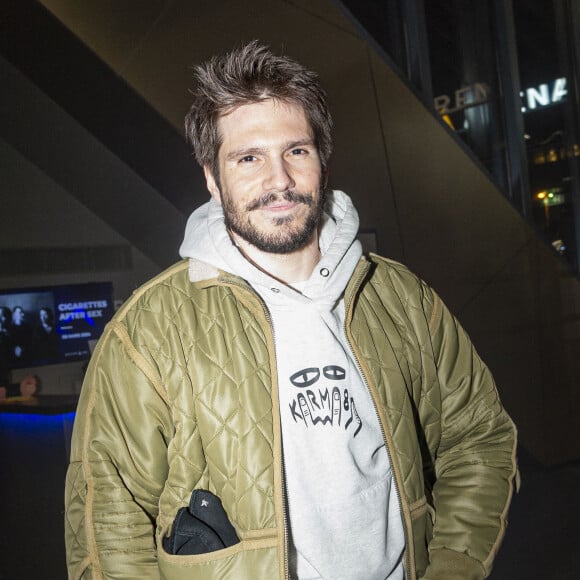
[{"x1": 162, "y1": 489, "x2": 240, "y2": 555}]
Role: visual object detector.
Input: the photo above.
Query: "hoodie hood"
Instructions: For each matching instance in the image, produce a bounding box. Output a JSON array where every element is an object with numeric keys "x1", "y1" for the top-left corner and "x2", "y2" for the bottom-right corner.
[{"x1": 178, "y1": 189, "x2": 363, "y2": 308}]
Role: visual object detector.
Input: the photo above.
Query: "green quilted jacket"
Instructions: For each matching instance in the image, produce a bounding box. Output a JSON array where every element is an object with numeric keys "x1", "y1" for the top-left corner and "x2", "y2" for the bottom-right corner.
[{"x1": 65, "y1": 255, "x2": 518, "y2": 580}]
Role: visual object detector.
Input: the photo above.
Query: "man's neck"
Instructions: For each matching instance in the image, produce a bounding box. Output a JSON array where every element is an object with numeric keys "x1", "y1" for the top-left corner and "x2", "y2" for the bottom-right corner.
[{"x1": 231, "y1": 232, "x2": 321, "y2": 285}]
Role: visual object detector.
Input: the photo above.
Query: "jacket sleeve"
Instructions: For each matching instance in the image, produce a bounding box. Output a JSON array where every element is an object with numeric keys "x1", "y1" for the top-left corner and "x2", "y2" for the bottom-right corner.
[
  {"x1": 65, "y1": 320, "x2": 172, "y2": 580},
  {"x1": 420, "y1": 286, "x2": 519, "y2": 580}
]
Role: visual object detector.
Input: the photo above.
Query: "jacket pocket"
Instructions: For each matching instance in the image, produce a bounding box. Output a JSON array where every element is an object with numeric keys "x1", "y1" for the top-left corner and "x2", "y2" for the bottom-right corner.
[
  {"x1": 157, "y1": 530, "x2": 280, "y2": 580},
  {"x1": 162, "y1": 489, "x2": 240, "y2": 555}
]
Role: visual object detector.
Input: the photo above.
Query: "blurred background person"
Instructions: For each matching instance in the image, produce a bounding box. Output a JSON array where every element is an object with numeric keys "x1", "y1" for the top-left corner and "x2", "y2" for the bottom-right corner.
[
  {"x1": 0, "y1": 373, "x2": 41, "y2": 400},
  {"x1": 33, "y1": 306, "x2": 59, "y2": 360},
  {"x1": 0, "y1": 306, "x2": 12, "y2": 390},
  {"x1": 10, "y1": 305, "x2": 32, "y2": 362}
]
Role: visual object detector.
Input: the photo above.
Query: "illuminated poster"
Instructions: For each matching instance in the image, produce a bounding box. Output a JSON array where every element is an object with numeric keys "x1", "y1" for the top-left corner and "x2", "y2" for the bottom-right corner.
[{"x1": 0, "y1": 282, "x2": 114, "y2": 368}]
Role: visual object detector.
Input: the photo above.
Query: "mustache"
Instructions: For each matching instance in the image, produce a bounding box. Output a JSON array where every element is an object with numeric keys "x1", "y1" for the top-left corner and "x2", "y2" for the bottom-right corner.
[{"x1": 246, "y1": 190, "x2": 314, "y2": 211}]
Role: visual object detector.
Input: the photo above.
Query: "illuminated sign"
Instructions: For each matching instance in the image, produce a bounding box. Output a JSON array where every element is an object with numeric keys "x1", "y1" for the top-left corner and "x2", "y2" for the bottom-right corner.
[
  {"x1": 434, "y1": 77, "x2": 567, "y2": 116},
  {"x1": 434, "y1": 83, "x2": 490, "y2": 115},
  {"x1": 520, "y1": 78, "x2": 567, "y2": 112}
]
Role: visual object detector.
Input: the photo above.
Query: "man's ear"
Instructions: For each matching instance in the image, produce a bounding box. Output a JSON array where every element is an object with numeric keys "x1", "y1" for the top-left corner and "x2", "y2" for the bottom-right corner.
[{"x1": 204, "y1": 166, "x2": 221, "y2": 203}]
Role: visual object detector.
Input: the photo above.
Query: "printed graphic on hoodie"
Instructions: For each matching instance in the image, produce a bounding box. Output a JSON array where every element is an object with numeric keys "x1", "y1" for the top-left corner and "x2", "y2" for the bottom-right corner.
[{"x1": 287, "y1": 364, "x2": 363, "y2": 437}]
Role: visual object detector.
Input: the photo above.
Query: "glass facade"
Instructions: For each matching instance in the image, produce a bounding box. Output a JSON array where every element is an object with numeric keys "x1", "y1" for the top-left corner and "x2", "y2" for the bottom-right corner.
[
  {"x1": 514, "y1": 0, "x2": 580, "y2": 267},
  {"x1": 339, "y1": 0, "x2": 580, "y2": 273},
  {"x1": 425, "y1": 0, "x2": 509, "y2": 194}
]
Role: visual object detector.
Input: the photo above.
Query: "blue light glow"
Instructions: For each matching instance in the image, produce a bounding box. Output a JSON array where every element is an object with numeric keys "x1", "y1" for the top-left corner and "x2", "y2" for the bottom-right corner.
[{"x1": 0, "y1": 411, "x2": 76, "y2": 433}]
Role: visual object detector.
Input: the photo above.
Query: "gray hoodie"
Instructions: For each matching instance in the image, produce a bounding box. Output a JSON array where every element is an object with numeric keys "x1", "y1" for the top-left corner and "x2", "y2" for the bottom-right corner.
[{"x1": 179, "y1": 190, "x2": 405, "y2": 580}]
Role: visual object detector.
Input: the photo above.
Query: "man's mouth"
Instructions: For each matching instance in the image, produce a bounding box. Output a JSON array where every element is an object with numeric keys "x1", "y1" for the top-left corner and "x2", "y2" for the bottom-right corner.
[
  {"x1": 262, "y1": 200, "x2": 299, "y2": 212},
  {"x1": 247, "y1": 190, "x2": 313, "y2": 212}
]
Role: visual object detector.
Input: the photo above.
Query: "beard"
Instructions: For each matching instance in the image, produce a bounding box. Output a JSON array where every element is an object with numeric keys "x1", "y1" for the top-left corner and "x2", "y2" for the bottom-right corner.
[{"x1": 222, "y1": 186, "x2": 327, "y2": 254}]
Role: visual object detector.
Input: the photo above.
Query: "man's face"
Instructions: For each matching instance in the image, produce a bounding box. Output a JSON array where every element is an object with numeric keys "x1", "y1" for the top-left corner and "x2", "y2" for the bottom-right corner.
[
  {"x1": 205, "y1": 99, "x2": 326, "y2": 254},
  {"x1": 12, "y1": 308, "x2": 24, "y2": 326}
]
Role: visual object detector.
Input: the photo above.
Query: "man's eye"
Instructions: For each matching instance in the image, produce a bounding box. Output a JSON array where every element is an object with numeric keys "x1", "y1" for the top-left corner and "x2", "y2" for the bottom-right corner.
[
  {"x1": 290, "y1": 148, "x2": 307, "y2": 156},
  {"x1": 239, "y1": 155, "x2": 256, "y2": 163}
]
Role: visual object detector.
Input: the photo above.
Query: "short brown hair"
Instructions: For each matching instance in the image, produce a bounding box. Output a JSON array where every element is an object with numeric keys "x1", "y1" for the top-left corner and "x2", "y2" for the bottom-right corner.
[{"x1": 185, "y1": 40, "x2": 332, "y2": 179}]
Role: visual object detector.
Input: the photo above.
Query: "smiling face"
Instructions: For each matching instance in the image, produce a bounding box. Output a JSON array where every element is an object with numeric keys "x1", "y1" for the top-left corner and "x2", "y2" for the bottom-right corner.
[{"x1": 204, "y1": 99, "x2": 326, "y2": 254}]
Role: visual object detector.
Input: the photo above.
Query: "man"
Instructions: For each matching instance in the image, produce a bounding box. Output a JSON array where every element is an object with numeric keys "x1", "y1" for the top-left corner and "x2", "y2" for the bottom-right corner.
[
  {"x1": 65, "y1": 41, "x2": 518, "y2": 579},
  {"x1": 1, "y1": 305, "x2": 39, "y2": 400},
  {"x1": 10, "y1": 305, "x2": 32, "y2": 362},
  {"x1": 32, "y1": 306, "x2": 59, "y2": 360}
]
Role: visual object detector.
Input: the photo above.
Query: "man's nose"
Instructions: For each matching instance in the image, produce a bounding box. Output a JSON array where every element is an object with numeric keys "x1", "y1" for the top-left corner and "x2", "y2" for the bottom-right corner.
[{"x1": 263, "y1": 158, "x2": 295, "y2": 192}]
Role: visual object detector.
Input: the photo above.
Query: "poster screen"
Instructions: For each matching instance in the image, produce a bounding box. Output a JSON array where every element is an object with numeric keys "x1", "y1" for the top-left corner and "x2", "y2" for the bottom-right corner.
[{"x1": 0, "y1": 282, "x2": 114, "y2": 369}]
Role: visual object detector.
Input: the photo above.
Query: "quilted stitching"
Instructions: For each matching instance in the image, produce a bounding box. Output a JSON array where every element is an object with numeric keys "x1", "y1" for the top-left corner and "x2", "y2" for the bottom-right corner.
[
  {"x1": 65, "y1": 257, "x2": 516, "y2": 579},
  {"x1": 125, "y1": 270, "x2": 277, "y2": 530}
]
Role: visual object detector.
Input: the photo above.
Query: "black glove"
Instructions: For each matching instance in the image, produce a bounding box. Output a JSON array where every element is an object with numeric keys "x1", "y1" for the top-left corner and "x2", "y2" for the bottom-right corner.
[{"x1": 162, "y1": 489, "x2": 240, "y2": 555}]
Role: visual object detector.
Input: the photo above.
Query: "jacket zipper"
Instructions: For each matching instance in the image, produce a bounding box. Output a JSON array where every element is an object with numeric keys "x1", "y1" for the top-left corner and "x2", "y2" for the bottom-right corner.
[
  {"x1": 257, "y1": 297, "x2": 290, "y2": 580},
  {"x1": 342, "y1": 267, "x2": 414, "y2": 580},
  {"x1": 222, "y1": 277, "x2": 290, "y2": 580},
  {"x1": 280, "y1": 449, "x2": 290, "y2": 580}
]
